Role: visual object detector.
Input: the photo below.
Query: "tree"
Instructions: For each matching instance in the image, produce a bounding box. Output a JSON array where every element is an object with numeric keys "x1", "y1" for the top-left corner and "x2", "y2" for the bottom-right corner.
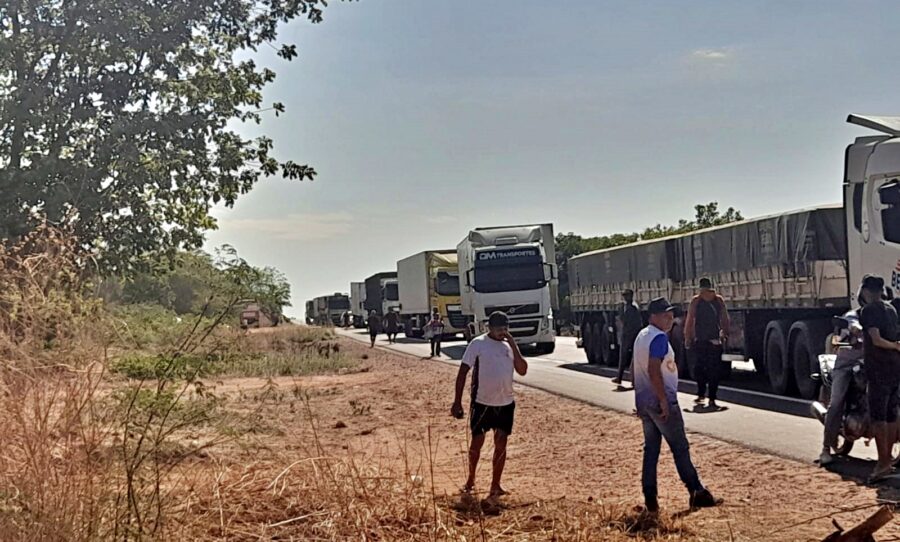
[
  {"x1": 554, "y1": 202, "x2": 743, "y2": 324},
  {"x1": 0, "y1": 0, "x2": 329, "y2": 271}
]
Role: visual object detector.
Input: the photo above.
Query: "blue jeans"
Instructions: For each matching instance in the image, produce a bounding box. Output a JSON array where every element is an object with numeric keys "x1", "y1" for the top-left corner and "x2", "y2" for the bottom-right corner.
[{"x1": 640, "y1": 404, "x2": 704, "y2": 500}]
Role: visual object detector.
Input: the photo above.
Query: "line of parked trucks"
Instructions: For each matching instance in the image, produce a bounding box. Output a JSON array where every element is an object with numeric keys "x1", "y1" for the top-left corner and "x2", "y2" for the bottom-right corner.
[{"x1": 306, "y1": 115, "x2": 900, "y2": 401}]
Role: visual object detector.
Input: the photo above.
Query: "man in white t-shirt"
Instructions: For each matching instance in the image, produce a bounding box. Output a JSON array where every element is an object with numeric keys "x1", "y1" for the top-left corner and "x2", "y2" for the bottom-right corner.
[{"x1": 451, "y1": 311, "x2": 528, "y2": 497}]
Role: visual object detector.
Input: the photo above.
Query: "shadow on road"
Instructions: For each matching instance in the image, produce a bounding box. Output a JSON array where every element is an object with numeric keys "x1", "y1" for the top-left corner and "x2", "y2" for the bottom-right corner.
[{"x1": 820, "y1": 455, "x2": 900, "y2": 500}]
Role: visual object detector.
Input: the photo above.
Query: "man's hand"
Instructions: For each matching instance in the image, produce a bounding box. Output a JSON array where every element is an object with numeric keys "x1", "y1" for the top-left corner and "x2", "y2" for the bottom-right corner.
[
  {"x1": 451, "y1": 402, "x2": 465, "y2": 419},
  {"x1": 659, "y1": 401, "x2": 670, "y2": 422},
  {"x1": 500, "y1": 331, "x2": 516, "y2": 344}
]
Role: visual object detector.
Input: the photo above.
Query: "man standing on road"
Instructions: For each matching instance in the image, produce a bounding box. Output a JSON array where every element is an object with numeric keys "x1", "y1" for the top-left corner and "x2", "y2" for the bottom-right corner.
[
  {"x1": 634, "y1": 298, "x2": 720, "y2": 514},
  {"x1": 451, "y1": 311, "x2": 528, "y2": 498},
  {"x1": 683, "y1": 277, "x2": 730, "y2": 410},
  {"x1": 613, "y1": 288, "x2": 643, "y2": 387},
  {"x1": 367, "y1": 310, "x2": 382, "y2": 348},
  {"x1": 425, "y1": 307, "x2": 445, "y2": 358},
  {"x1": 857, "y1": 275, "x2": 900, "y2": 482},
  {"x1": 383, "y1": 308, "x2": 400, "y2": 344}
]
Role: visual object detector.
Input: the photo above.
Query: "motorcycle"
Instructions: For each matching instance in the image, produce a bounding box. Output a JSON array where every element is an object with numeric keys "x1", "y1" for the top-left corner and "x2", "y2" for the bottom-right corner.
[{"x1": 810, "y1": 313, "x2": 900, "y2": 458}]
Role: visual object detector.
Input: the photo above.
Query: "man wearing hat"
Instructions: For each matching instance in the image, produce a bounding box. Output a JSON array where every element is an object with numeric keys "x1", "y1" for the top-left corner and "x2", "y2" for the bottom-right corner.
[
  {"x1": 451, "y1": 311, "x2": 528, "y2": 498},
  {"x1": 857, "y1": 275, "x2": 900, "y2": 481},
  {"x1": 634, "y1": 298, "x2": 720, "y2": 513},
  {"x1": 613, "y1": 288, "x2": 643, "y2": 386},
  {"x1": 683, "y1": 277, "x2": 731, "y2": 410}
]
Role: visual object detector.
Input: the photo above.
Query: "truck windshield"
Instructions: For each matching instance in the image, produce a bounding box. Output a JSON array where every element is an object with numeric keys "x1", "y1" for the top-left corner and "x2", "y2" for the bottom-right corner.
[
  {"x1": 435, "y1": 271, "x2": 460, "y2": 296},
  {"x1": 328, "y1": 297, "x2": 350, "y2": 310},
  {"x1": 384, "y1": 283, "x2": 399, "y2": 301},
  {"x1": 473, "y1": 247, "x2": 546, "y2": 293}
]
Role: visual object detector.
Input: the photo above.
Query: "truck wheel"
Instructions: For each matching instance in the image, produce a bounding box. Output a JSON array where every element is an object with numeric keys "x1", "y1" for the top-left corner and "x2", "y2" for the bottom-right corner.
[
  {"x1": 464, "y1": 324, "x2": 475, "y2": 344},
  {"x1": 404, "y1": 320, "x2": 415, "y2": 338},
  {"x1": 599, "y1": 321, "x2": 613, "y2": 366},
  {"x1": 790, "y1": 320, "x2": 829, "y2": 400},
  {"x1": 764, "y1": 320, "x2": 795, "y2": 396},
  {"x1": 536, "y1": 342, "x2": 555, "y2": 355},
  {"x1": 581, "y1": 319, "x2": 595, "y2": 363},
  {"x1": 589, "y1": 322, "x2": 603, "y2": 364}
]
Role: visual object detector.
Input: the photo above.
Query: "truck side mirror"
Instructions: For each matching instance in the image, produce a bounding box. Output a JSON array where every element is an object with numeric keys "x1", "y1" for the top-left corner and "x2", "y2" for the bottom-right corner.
[
  {"x1": 465, "y1": 269, "x2": 473, "y2": 287},
  {"x1": 879, "y1": 180, "x2": 900, "y2": 206},
  {"x1": 544, "y1": 262, "x2": 558, "y2": 281}
]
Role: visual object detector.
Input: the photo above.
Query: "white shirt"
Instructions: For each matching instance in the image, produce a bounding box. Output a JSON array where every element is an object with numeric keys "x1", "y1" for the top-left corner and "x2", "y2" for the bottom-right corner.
[
  {"x1": 632, "y1": 324, "x2": 679, "y2": 411},
  {"x1": 461, "y1": 334, "x2": 515, "y2": 407}
]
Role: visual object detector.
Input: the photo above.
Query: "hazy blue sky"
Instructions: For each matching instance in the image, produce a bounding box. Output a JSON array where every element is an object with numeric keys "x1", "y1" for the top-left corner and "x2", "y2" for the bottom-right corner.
[{"x1": 204, "y1": 1, "x2": 900, "y2": 316}]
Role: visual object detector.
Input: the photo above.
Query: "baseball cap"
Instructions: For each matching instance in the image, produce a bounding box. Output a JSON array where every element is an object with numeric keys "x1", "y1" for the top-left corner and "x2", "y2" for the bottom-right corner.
[
  {"x1": 622, "y1": 288, "x2": 634, "y2": 296},
  {"x1": 861, "y1": 274, "x2": 885, "y2": 292},
  {"x1": 488, "y1": 311, "x2": 509, "y2": 327},
  {"x1": 647, "y1": 297, "x2": 676, "y2": 314},
  {"x1": 698, "y1": 277, "x2": 714, "y2": 290}
]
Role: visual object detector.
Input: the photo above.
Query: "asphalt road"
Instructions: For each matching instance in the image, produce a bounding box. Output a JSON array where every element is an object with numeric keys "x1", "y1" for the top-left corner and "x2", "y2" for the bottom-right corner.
[{"x1": 338, "y1": 328, "x2": 896, "y2": 484}]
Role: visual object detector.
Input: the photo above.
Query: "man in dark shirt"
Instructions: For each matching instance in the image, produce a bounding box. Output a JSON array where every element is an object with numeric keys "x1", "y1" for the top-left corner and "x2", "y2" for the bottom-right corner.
[
  {"x1": 858, "y1": 275, "x2": 900, "y2": 481},
  {"x1": 613, "y1": 289, "x2": 643, "y2": 386},
  {"x1": 683, "y1": 277, "x2": 730, "y2": 410}
]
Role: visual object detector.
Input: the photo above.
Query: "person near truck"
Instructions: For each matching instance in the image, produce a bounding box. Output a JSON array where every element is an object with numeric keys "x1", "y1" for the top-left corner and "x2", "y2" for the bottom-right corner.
[
  {"x1": 683, "y1": 277, "x2": 730, "y2": 410},
  {"x1": 383, "y1": 308, "x2": 400, "y2": 344},
  {"x1": 425, "y1": 307, "x2": 445, "y2": 357},
  {"x1": 633, "y1": 297, "x2": 720, "y2": 514},
  {"x1": 450, "y1": 311, "x2": 528, "y2": 499},
  {"x1": 819, "y1": 310, "x2": 864, "y2": 467},
  {"x1": 612, "y1": 288, "x2": 643, "y2": 387},
  {"x1": 367, "y1": 310, "x2": 382, "y2": 348},
  {"x1": 857, "y1": 275, "x2": 900, "y2": 482}
]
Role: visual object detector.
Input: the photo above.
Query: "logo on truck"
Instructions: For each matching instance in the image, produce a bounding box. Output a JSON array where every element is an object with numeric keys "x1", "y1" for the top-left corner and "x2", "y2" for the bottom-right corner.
[{"x1": 477, "y1": 248, "x2": 539, "y2": 261}]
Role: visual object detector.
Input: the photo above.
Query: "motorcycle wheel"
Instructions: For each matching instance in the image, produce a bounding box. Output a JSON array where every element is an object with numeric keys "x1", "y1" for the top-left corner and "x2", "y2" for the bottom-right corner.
[{"x1": 835, "y1": 436, "x2": 854, "y2": 456}]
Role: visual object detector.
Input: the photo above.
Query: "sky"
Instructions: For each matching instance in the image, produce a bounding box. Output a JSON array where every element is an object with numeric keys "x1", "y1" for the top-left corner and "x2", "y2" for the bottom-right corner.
[{"x1": 204, "y1": 1, "x2": 900, "y2": 317}]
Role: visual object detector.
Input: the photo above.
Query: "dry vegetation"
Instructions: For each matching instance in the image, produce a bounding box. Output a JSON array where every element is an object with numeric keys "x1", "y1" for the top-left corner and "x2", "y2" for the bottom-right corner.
[{"x1": 0, "y1": 227, "x2": 896, "y2": 541}]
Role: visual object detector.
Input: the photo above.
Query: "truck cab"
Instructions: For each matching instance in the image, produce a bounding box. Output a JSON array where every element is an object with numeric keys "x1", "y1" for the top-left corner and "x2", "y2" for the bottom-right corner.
[{"x1": 458, "y1": 224, "x2": 558, "y2": 354}]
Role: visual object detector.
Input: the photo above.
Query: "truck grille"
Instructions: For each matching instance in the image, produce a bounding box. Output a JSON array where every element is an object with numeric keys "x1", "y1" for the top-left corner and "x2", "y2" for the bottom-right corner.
[
  {"x1": 508, "y1": 319, "x2": 539, "y2": 338},
  {"x1": 485, "y1": 303, "x2": 540, "y2": 317},
  {"x1": 447, "y1": 310, "x2": 469, "y2": 329}
]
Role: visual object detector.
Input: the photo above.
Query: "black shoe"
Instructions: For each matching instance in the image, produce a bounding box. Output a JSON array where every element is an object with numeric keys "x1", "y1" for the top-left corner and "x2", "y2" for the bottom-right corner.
[
  {"x1": 689, "y1": 488, "x2": 721, "y2": 509},
  {"x1": 645, "y1": 496, "x2": 659, "y2": 513}
]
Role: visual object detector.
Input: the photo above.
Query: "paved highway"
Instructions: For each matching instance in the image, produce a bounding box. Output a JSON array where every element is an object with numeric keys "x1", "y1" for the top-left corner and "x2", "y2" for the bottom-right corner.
[{"x1": 338, "y1": 329, "x2": 888, "y2": 475}]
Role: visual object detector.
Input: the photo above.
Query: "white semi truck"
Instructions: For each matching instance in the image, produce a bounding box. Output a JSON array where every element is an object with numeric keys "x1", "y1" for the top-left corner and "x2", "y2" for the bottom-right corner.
[
  {"x1": 457, "y1": 224, "x2": 559, "y2": 353},
  {"x1": 568, "y1": 114, "x2": 900, "y2": 399},
  {"x1": 397, "y1": 250, "x2": 469, "y2": 338},
  {"x1": 349, "y1": 282, "x2": 367, "y2": 328},
  {"x1": 364, "y1": 272, "x2": 400, "y2": 317}
]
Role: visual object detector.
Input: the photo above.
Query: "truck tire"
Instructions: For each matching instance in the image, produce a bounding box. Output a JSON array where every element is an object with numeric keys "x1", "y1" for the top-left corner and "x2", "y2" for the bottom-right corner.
[
  {"x1": 536, "y1": 342, "x2": 555, "y2": 355},
  {"x1": 764, "y1": 320, "x2": 795, "y2": 396},
  {"x1": 589, "y1": 321, "x2": 603, "y2": 364},
  {"x1": 790, "y1": 320, "x2": 830, "y2": 400},
  {"x1": 464, "y1": 323, "x2": 475, "y2": 344},
  {"x1": 581, "y1": 318, "x2": 595, "y2": 363},
  {"x1": 599, "y1": 320, "x2": 614, "y2": 366},
  {"x1": 404, "y1": 319, "x2": 415, "y2": 338}
]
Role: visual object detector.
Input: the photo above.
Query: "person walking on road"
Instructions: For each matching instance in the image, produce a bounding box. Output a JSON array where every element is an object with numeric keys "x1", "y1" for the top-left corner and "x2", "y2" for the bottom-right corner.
[
  {"x1": 384, "y1": 308, "x2": 400, "y2": 344},
  {"x1": 451, "y1": 311, "x2": 528, "y2": 499},
  {"x1": 634, "y1": 297, "x2": 721, "y2": 514},
  {"x1": 683, "y1": 277, "x2": 730, "y2": 410},
  {"x1": 857, "y1": 275, "x2": 900, "y2": 482},
  {"x1": 367, "y1": 310, "x2": 382, "y2": 348},
  {"x1": 613, "y1": 288, "x2": 643, "y2": 387},
  {"x1": 425, "y1": 308, "x2": 445, "y2": 357}
]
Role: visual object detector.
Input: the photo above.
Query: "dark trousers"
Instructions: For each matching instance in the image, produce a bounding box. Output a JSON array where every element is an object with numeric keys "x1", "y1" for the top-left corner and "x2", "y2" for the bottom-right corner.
[
  {"x1": 430, "y1": 337, "x2": 442, "y2": 356},
  {"x1": 694, "y1": 342, "x2": 723, "y2": 402},
  {"x1": 617, "y1": 336, "x2": 637, "y2": 381}
]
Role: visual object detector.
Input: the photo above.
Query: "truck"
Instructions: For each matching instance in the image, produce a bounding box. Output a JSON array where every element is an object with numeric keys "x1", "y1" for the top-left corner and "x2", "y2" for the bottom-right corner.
[
  {"x1": 310, "y1": 293, "x2": 351, "y2": 326},
  {"x1": 364, "y1": 272, "x2": 400, "y2": 317},
  {"x1": 349, "y1": 282, "x2": 367, "y2": 328},
  {"x1": 567, "y1": 114, "x2": 900, "y2": 399},
  {"x1": 457, "y1": 224, "x2": 559, "y2": 353},
  {"x1": 397, "y1": 250, "x2": 470, "y2": 338}
]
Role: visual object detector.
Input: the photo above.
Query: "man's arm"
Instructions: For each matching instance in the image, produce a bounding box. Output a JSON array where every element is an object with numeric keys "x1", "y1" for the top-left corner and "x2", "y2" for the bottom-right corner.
[
  {"x1": 503, "y1": 332, "x2": 528, "y2": 375},
  {"x1": 451, "y1": 364, "x2": 470, "y2": 418},
  {"x1": 683, "y1": 297, "x2": 698, "y2": 346},
  {"x1": 647, "y1": 356, "x2": 669, "y2": 420},
  {"x1": 717, "y1": 295, "x2": 731, "y2": 341},
  {"x1": 867, "y1": 327, "x2": 900, "y2": 351}
]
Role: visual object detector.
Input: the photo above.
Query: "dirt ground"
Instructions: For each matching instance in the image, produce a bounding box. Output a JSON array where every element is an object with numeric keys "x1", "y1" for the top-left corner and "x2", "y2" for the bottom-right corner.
[{"x1": 189, "y1": 337, "x2": 900, "y2": 541}]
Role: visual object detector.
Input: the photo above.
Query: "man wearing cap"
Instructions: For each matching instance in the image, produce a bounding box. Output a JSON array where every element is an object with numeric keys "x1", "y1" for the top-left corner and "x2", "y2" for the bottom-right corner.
[
  {"x1": 613, "y1": 289, "x2": 643, "y2": 386},
  {"x1": 857, "y1": 275, "x2": 900, "y2": 481},
  {"x1": 634, "y1": 298, "x2": 720, "y2": 513},
  {"x1": 451, "y1": 311, "x2": 528, "y2": 497},
  {"x1": 683, "y1": 277, "x2": 730, "y2": 410}
]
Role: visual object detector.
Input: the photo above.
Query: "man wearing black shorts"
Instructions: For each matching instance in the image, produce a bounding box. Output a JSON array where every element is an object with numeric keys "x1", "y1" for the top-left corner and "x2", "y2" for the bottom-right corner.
[
  {"x1": 858, "y1": 275, "x2": 900, "y2": 481},
  {"x1": 451, "y1": 311, "x2": 528, "y2": 498}
]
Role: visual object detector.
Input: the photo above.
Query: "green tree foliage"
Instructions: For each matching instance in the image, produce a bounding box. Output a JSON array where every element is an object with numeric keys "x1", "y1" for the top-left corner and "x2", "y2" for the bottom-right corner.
[
  {"x1": 0, "y1": 0, "x2": 330, "y2": 271},
  {"x1": 555, "y1": 202, "x2": 743, "y2": 323}
]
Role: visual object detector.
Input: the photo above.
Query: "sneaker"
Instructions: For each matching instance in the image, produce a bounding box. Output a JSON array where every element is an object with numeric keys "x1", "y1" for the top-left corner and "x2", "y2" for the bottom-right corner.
[
  {"x1": 644, "y1": 496, "x2": 659, "y2": 513},
  {"x1": 819, "y1": 449, "x2": 834, "y2": 466},
  {"x1": 689, "y1": 488, "x2": 722, "y2": 509}
]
